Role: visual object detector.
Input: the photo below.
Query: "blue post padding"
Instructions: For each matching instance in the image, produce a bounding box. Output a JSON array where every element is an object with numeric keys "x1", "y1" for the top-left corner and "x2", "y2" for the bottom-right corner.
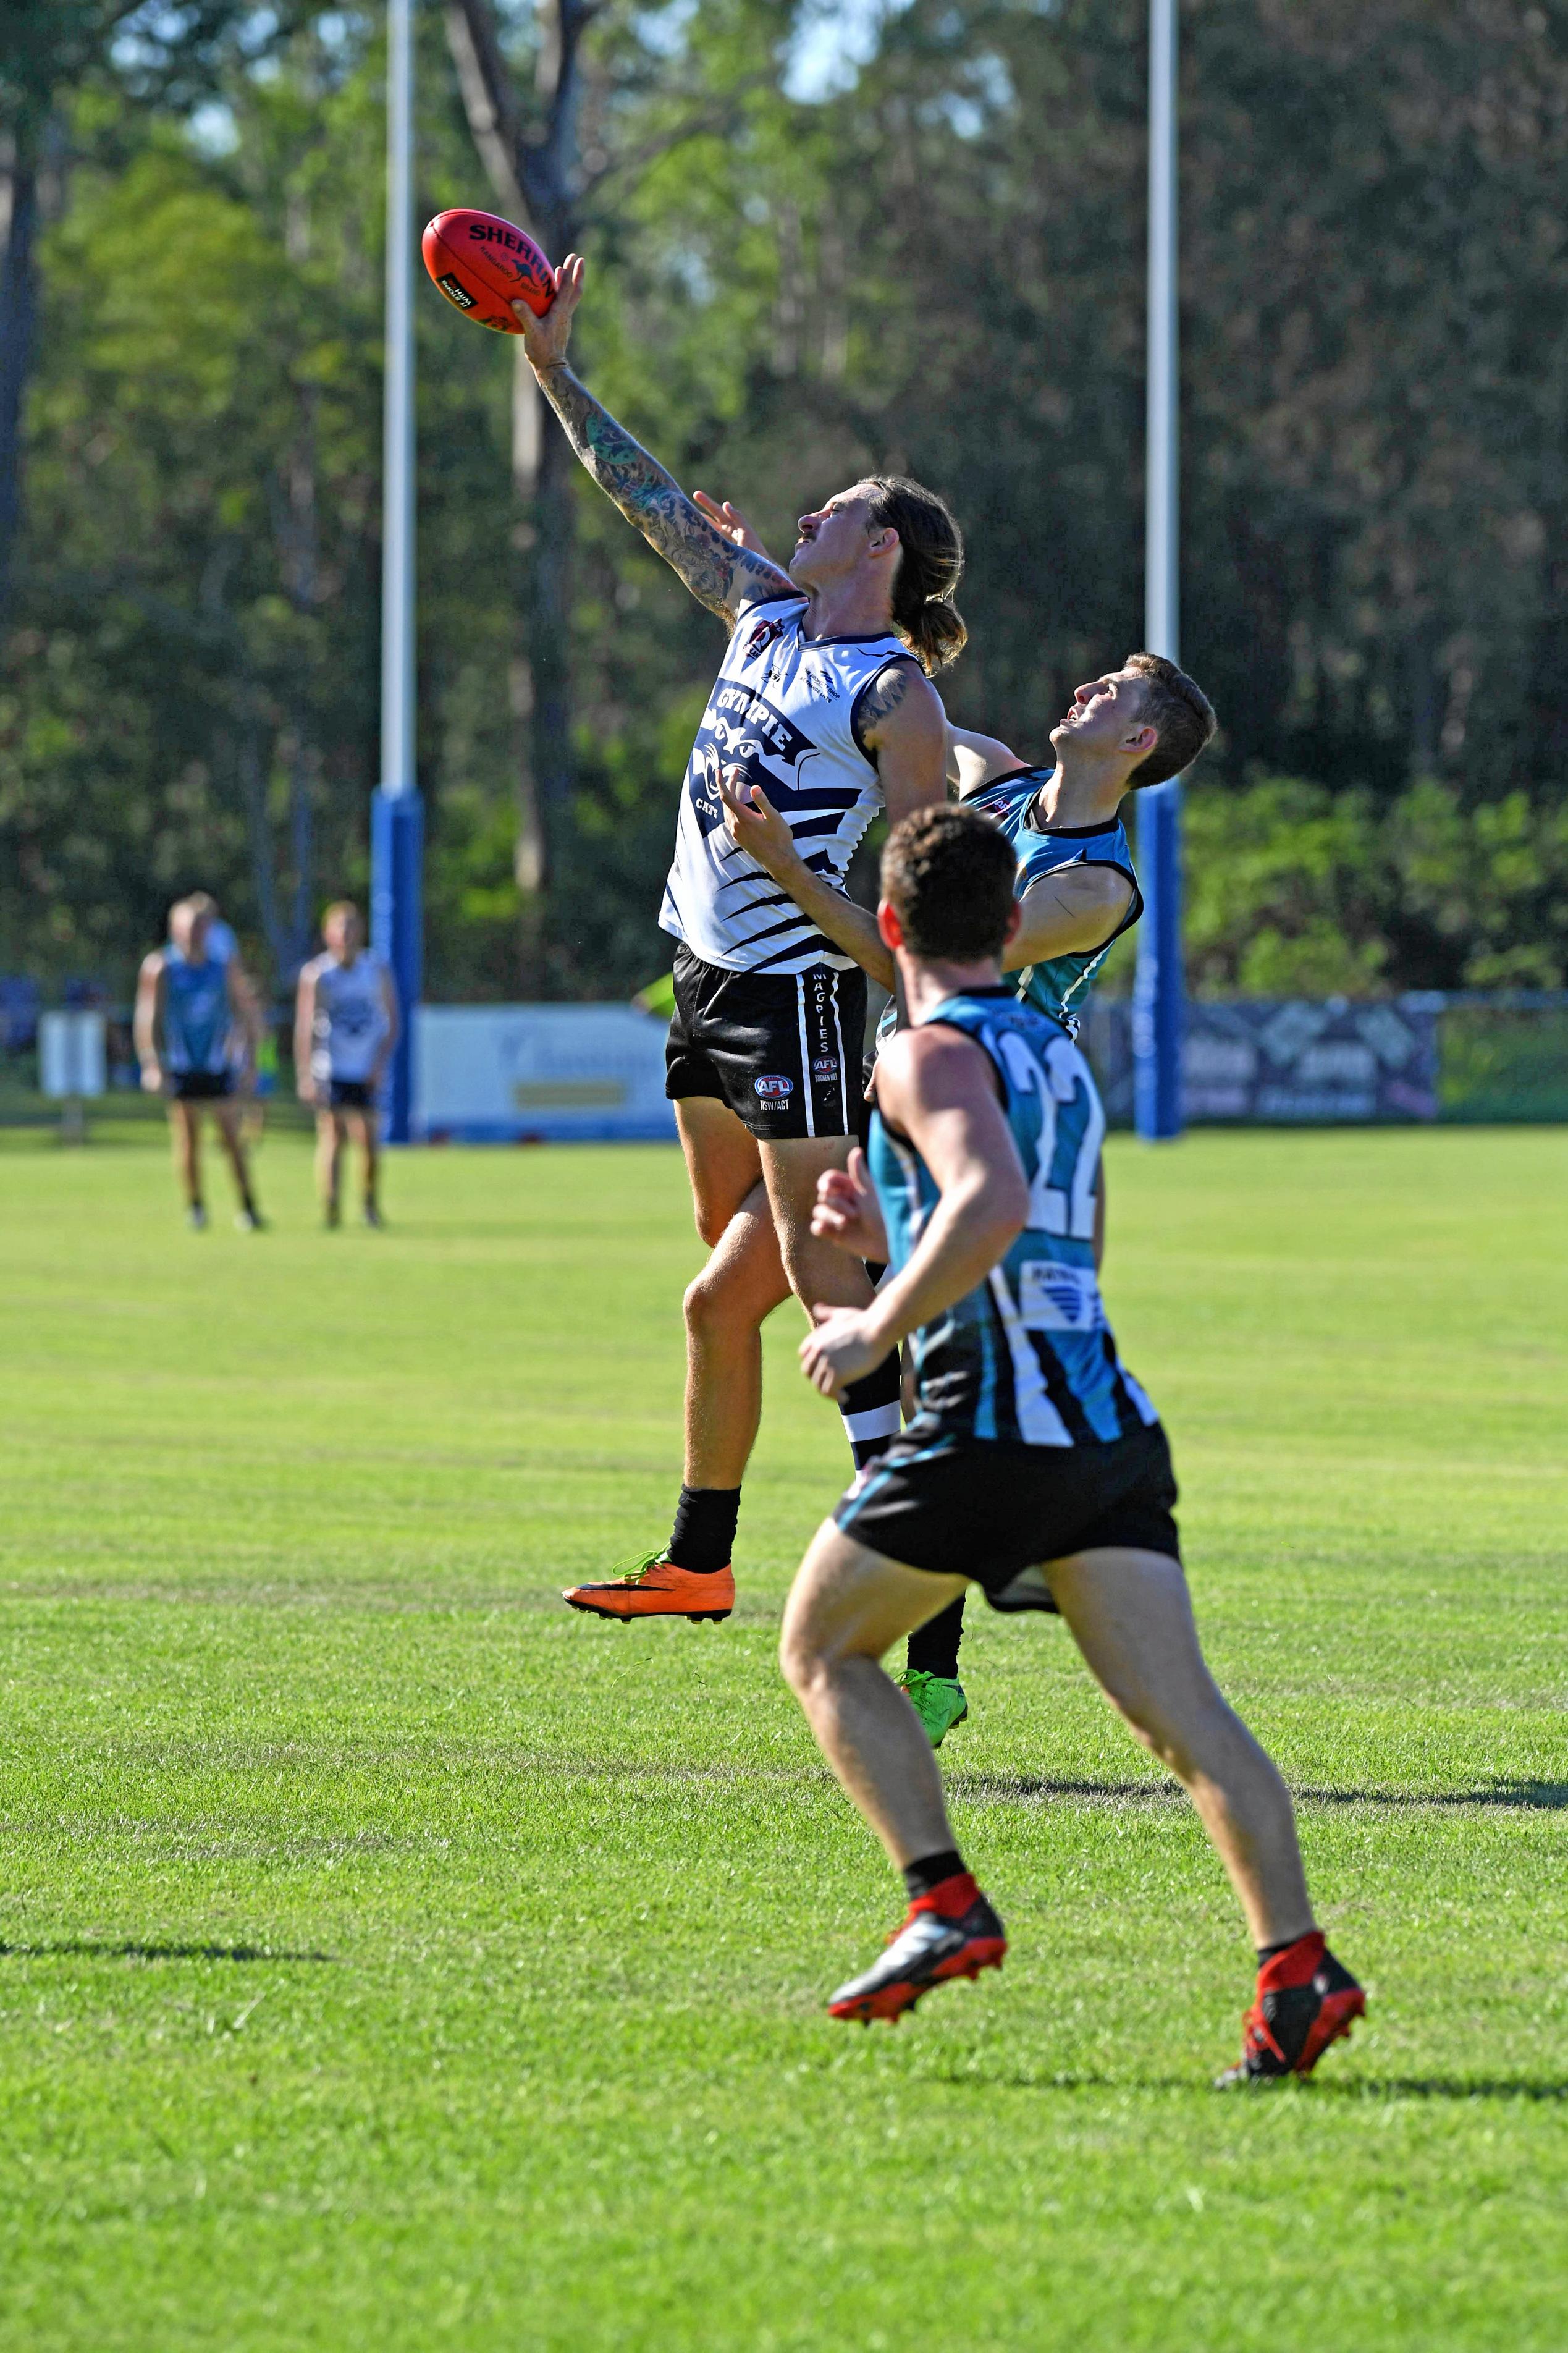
[
  {"x1": 371, "y1": 788, "x2": 424, "y2": 1144},
  {"x1": 1132, "y1": 779, "x2": 1184, "y2": 1140}
]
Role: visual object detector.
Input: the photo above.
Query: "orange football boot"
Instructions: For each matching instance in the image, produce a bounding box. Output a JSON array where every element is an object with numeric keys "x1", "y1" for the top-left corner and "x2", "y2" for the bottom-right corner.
[{"x1": 562, "y1": 1552, "x2": 734, "y2": 1623}]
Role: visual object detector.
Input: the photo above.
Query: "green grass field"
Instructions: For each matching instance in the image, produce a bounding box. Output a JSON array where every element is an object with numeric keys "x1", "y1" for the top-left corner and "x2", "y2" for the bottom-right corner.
[{"x1": 1, "y1": 1122, "x2": 1565, "y2": 2351}]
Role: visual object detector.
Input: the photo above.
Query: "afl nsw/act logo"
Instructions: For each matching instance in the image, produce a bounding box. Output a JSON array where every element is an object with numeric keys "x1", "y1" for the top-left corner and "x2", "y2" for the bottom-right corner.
[
  {"x1": 811, "y1": 1056, "x2": 840, "y2": 1079},
  {"x1": 754, "y1": 1075, "x2": 795, "y2": 1105}
]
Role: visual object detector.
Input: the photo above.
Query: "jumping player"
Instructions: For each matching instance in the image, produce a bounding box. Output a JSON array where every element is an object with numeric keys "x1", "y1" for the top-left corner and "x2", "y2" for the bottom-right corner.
[
  {"x1": 719, "y1": 646, "x2": 1216, "y2": 1741},
  {"x1": 778, "y1": 805, "x2": 1364, "y2": 2085},
  {"x1": 293, "y1": 901, "x2": 399, "y2": 1228},
  {"x1": 508, "y1": 258, "x2": 959, "y2": 1626},
  {"x1": 134, "y1": 896, "x2": 264, "y2": 1231}
]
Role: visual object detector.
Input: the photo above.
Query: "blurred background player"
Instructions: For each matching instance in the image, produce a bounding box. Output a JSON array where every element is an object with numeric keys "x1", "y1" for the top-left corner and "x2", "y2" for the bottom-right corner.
[
  {"x1": 779, "y1": 805, "x2": 1364, "y2": 2083},
  {"x1": 508, "y1": 258, "x2": 961, "y2": 1626},
  {"x1": 718, "y1": 627, "x2": 1215, "y2": 1743},
  {"x1": 293, "y1": 900, "x2": 399, "y2": 1229},
  {"x1": 134, "y1": 895, "x2": 264, "y2": 1231}
]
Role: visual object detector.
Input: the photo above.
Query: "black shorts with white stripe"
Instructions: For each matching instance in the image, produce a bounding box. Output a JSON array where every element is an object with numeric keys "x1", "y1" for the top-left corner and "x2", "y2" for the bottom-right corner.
[{"x1": 665, "y1": 945, "x2": 867, "y2": 1141}]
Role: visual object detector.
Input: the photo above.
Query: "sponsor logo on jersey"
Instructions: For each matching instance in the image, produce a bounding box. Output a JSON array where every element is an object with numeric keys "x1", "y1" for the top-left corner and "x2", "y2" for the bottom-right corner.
[
  {"x1": 811, "y1": 1055, "x2": 840, "y2": 1078},
  {"x1": 802, "y1": 659, "x2": 838, "y2": 703},
  {"x1": 754, "y1": 1074, "x2": 794, "y2": 1098},
  {"x1": 744, "y1": 617, "x2": 788, "y2": 663},
  {"x1": 1016, "y1": 1261, "x2": 1105, "y2": 1332}
]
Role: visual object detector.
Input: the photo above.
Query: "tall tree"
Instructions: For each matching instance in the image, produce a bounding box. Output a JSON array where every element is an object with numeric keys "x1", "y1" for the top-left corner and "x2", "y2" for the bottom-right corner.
[
  {"x1": 442, "y1": 0, "x2": 762, "y2": 944},
  {"x1": 0, "y1": 1, "x2": 303, "y2": 625}
]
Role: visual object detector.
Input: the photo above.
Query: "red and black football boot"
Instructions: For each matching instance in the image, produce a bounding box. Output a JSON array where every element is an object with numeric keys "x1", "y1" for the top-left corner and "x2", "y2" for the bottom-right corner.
[
  {"x1": 827, "y1": 1874, "x2": 1006, "y2": 2025},
  {"x1": 1215, "y1": 1929, "x2": 1365, "y2": 2087}
]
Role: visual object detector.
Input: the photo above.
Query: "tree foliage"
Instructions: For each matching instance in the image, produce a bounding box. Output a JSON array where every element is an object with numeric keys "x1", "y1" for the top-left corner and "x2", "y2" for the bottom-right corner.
[{"x1": 3, "y1": 0, "x2": 1567, "y2": 1000}]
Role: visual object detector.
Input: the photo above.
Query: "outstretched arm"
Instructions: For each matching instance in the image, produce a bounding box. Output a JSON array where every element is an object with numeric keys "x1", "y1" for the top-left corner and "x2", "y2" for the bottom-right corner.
[{"x1": 515, "y1": 258, "x2": 795, "y2": 622}]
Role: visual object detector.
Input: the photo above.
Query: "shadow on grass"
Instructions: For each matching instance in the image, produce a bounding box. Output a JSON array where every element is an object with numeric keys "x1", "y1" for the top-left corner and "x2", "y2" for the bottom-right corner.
[
  {"x1": 0, "y1": 1941, "x2": 334, "y2": 1964},
  {"x1": 1313, "y1": 2076, "x2": 1568, "y2": 2103},
  {"x1": 950, "y1": 1774, "x2": 1568, "y2": 1812},
  {"x1": 921, "y1": 2064, "x2": 1568, "y2": 2103}
]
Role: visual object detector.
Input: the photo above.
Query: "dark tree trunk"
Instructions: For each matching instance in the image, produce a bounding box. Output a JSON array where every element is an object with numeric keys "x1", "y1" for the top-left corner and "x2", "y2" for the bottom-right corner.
[
  {"x1": 445, "y1": 0, "x2": 588, "y2": 985},
  {"x1": 0, "y1": 121, "x2": 40, "y2": 630}
]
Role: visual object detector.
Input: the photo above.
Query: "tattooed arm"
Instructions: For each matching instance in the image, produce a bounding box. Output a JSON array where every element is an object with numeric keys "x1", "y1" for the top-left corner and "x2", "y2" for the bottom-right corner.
[
  {"x1": 513, "y1": 257, "x2": 795, "y2": 622},
  {"x1": 853, "y1": 657, "x2": 950, "y2": 830}
]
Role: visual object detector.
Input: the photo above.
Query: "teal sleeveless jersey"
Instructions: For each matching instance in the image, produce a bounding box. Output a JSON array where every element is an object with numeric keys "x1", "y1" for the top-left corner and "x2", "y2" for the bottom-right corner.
[
  {"x1": 869, "y1": 989, "x2": 1159, "y2": 1447},
  {"x1": 162, "y1": 950, "x2": 232, "y2": 1076},
  {"x1": 963, "y1": 768, "x2": 1140, "y2": 1034}
]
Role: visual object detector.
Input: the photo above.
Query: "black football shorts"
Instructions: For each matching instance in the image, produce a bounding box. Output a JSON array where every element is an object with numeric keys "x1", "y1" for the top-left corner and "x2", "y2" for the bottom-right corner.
[
  {"x1": 665, "y1": 945, "x2": 867, "y2": 1142},
  {"x1": 170, "y1": 1070, "x2": 234, "y2": 1102},
  {"x1": 326, "y1": 1078, "x2": 376, "y2": 1111},
  {"x1": 833, "y1": 1420, "x2": 1181, "y2": 1608}
]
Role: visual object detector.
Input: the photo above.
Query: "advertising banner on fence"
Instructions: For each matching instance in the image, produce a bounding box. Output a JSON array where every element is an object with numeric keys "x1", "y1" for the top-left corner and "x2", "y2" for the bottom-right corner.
[
  {"x1": 1181, "y1": 999, "x2": 1440, "y2": 1123},
  {"x1": 1077, "y1": 997, "x2": 1441, "y2": 1125},
  {"x1": 413, "y1": 1006, "x2": 677, "y2": 1143}
]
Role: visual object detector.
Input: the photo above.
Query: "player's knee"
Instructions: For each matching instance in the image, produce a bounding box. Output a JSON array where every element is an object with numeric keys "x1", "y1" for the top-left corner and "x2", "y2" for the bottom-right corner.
[
  {"x1": 683, "y1": 1260, "x2": 748, "y2": 1340},
  {"x1": 778, "y1": 1616, "x2": 828, "y2": 1700}
]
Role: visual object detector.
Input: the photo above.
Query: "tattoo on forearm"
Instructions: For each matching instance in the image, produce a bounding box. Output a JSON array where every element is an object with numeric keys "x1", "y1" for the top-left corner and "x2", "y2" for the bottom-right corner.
[{"x1": 536, "y1": 365, "x2": 788, "y2": 618}]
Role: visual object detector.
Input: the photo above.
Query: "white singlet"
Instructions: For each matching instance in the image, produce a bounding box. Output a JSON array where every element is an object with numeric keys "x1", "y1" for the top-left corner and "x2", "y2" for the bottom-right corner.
[
  {"x1": 659, "y1": 594, "x2": 914, "y2": 974},
  {"x1": 303, "y1": 952, "x2": 390, "y2": 1084}
]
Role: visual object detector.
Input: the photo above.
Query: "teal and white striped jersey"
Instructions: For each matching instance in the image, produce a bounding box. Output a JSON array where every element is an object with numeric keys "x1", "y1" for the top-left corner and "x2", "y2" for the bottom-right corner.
[
  {"x1": 869, "y1": 989, "x2": 1159, "y2": 1447},
  {"x1": 963, "y1": 767, "x2": 1140, "y2": 1034}
]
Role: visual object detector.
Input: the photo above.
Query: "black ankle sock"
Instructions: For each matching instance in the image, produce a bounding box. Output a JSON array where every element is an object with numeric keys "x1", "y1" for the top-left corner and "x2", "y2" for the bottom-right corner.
[
  {"x1": 838, "y1": 1351, "x2": 901, "y2": 1471},
  {"x1": 667, "y1": 1485, "x2": 740, "y2": 1574},
  {"x1": 1257, "y1": 1930, "x2": 1319, "y2": 1966},
  {"x1": 906, "y1": 1595, "x2": 966, "y2": 1681},
  {"x1": 903, "y1": 1849, "x2": 967, "y2": 1901}
]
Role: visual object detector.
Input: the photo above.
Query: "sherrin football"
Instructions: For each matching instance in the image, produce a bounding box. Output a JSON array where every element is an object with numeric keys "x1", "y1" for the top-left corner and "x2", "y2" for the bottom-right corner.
[{"x1": 421, "y1": 208, "x2": 555, "y2": 334}]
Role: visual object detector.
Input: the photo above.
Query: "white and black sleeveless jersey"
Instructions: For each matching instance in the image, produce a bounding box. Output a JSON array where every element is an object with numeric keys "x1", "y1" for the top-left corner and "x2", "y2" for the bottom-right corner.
[
  {"x1": 659, "y1": 594, "x2": 914, "y2": 974},
  {"x1": 303, "y1": 952, "x2": 391, "y2": 1084}
]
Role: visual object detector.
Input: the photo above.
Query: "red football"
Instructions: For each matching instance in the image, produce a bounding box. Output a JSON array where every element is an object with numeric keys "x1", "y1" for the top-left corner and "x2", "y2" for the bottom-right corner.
[{"x1": 421, "y1": 208, "x2": 555, "y2": 335}]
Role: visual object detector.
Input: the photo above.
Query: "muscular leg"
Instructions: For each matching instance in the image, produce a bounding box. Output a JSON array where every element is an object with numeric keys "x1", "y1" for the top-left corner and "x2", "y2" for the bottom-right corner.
[
  {"x1": 683, "y1": 1187, "x2": 790, "y2": 1487},
  {"x1": 759, "y1": 1134, "x2": 874, "y2": 1318},
  {"x1": 1048, "y1": 1548, "x2": 1315, "y2": 1950},
  {"x1": 674, "y1": 1099, "x2": 787, "y2": 1490},
  {"x1": 779, "y1": 1522, "x2": 969, "y2": 1867},
  {"x1": 315, "y1": 1110, "x2": 343, "y2": 1219},
  {"x1": 168, "y1": 1100, "x2": 201, "y2": 1209}
]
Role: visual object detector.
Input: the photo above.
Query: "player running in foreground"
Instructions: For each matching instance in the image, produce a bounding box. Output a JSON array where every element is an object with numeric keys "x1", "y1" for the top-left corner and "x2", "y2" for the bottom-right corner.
[
  {"x1": 293, "y1": 901, "x2": 400, "y2": 1229},
  {"x1": 135, "y1": 896, "x2": 264, "y2": 1232},
  {"x1": 726, "y1": 644, "x2": 1216, "y2": 1743},
  {"x1": 779, "y1": 805, "x2": 1365, "y2": 2084},
  {"x1": 508, "y1": 258, "x2": 958, "y2": 1626}
]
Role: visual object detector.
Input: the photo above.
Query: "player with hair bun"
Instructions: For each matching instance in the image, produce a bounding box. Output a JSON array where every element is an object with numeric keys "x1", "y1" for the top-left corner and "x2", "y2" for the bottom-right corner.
[{"x1": 508, "y1": 255, "x2": 964, "y2": 1625}]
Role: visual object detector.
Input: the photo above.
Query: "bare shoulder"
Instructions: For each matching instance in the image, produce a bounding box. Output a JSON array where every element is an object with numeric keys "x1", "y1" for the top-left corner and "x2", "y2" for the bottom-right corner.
[
  {"x1": 730, "y1": 556, "x2": 799, "y2": 620},
  {"x1": 950, "y1": 725, "x2": 1025, "y2": 796},
  {"x1": 876, "y1": 1018, "x2": 995, "y2": 1125},
  {"x1": 855, "y1": 657, "x2": 944, "y2": 749}
]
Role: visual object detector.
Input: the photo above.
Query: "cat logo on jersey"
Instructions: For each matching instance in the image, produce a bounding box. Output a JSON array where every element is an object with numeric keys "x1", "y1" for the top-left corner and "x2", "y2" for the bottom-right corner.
[{"x1": 685, "y1": 685, "x2": 817, "y2": 839}]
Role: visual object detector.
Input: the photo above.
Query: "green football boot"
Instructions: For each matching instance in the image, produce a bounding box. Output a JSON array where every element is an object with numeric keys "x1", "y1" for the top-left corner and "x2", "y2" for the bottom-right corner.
[{"x1": 897, "y1": 1670, "x2": 970, "y2": 1749}]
